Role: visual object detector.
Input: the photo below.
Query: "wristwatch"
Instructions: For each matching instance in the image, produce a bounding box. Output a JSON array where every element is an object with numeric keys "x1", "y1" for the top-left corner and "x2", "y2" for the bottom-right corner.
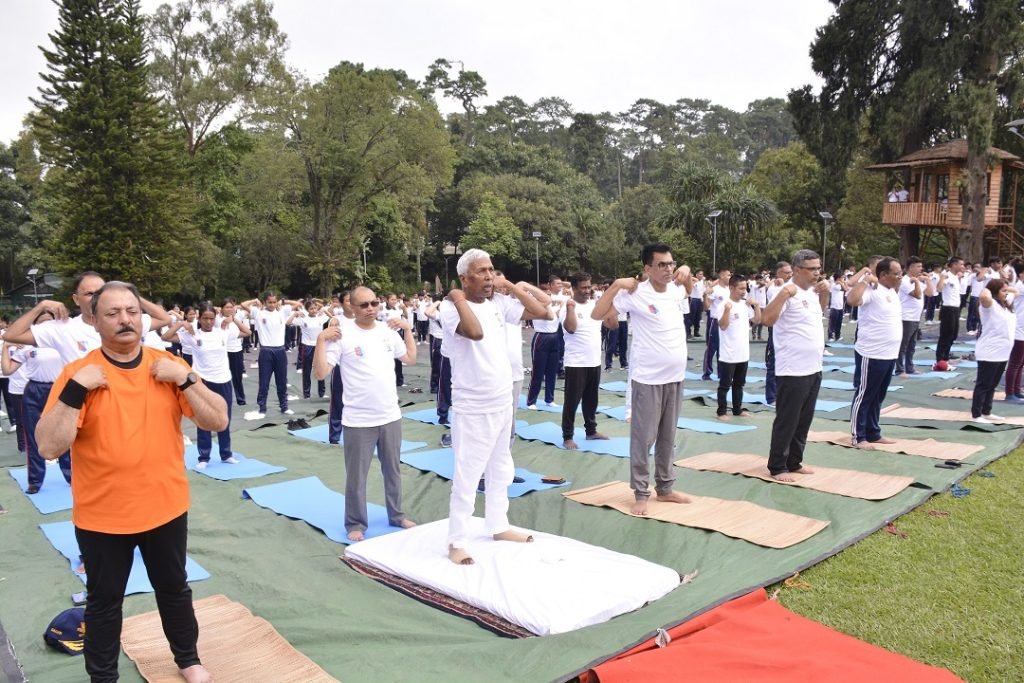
[{"x1": 178, "y1": 372, "x2": 198, "y2": 391}]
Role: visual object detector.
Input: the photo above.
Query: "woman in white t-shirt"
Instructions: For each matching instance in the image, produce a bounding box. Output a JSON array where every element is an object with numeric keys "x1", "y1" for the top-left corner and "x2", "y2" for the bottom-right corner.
[
  {"x1": 178, "y1": 302, "x2": 247, "y2": 467},
  {"x1": 292, "y1": 299, "x2": 329, "y2": 399},
  {"x1": 162, "y1": 307, "x2": 198, "y2": 366},
  {"x1": 971, "y1": 280, "x2": 1015, "y2": 423}
]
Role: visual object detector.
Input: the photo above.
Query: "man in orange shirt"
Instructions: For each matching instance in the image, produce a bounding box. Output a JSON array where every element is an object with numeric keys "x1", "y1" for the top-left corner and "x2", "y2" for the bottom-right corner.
[{"x1": 37, "y1": 281, "x2": 228, "y2": 683}]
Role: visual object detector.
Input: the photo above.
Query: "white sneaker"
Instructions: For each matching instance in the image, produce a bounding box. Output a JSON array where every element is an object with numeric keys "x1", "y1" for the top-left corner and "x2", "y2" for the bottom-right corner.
[
  {"x1": 183, "y1": 435, "x2": 192, "y2": 446},
  {"x1": 196, "y1": 461, "x2": 208, "y2": 470},
  {"x1": 6, "y1": 424, "x2": 16, "y2": 433},
  {"x1": 544, "y1": 401, "x2": 560, "y2": 409},
  {"x1": 223, "y1": 456, "x2": 239, "y2": 464},
  {"x1": 823, "y1": 350, "x2": 834, "y2": 357},
  {"x1": 526, "y1": 404, "x2": 538, "y2": 411},
  {"x1": 297, "y1": 369, "x2": 303, "y2": 374},
  {"x1": 245, "y1": 410, "x2": 266, "y2": 420},
  {"x1": 972, "y1": 415, "x2": 992, "y2": 424},
  {"x1": 241, "y1": 373, "x2": 248, "y2": 378},
  {"x1": 282, "y1": 408, "x2": 295, "y2": 416},
  {"x1": 986, "y1": 413, "x2": 1004, "y2": 421}
]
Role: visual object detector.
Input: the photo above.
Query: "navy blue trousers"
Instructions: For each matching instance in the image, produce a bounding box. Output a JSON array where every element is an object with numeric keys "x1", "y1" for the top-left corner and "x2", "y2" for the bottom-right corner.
[
  {"x1": 688, "y1": 298, "x2": 703, "y2": 337},
  {"x1": 527, "y1": 331, "x2": 560, "y2": 405},
  {"x1": 328, "y1": 364, "x2": 343, "y2": 444},
  {"x1": 301, "y1": 344, "x2": 325, "y2": 398},
  {"x1": 256, "y1": 346, "x2": 288, "y2": 413},
  {"x1": 227, "y1": 350, "x2": 246, "y2": 405},
  {"x1": 436, "y1": 355, "x2": 452, "y2": 424},
  {"x1": 850, "y1": 352, "x2": 896, "y2": 443},
  {"x1": 197, "y1": 380, "x2": 232, "y2": 461},
  {"x1": 702, "y1": 318, "x2": 720, "y2": 378},
  {"x1": 764, "y1": 328, "x2": 777, "y2": 404},
  {"x1": 429, "y1": 336, "x2": 442, "y2": 393},
  {"x1": 24, "y1": 381, "x2": 70, "y2": 487},
  {"x1": 828, "y1": 308, "x2": 844, "y2": 340}
]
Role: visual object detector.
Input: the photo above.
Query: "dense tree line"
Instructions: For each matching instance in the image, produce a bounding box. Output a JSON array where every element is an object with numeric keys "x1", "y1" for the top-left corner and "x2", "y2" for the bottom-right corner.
[{"x1": 0, "y1": 0, "x2": 1021, "y2": 304}]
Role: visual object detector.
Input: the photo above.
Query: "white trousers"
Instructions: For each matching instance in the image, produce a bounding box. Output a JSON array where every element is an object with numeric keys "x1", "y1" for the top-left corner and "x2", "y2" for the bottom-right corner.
[{"x1": 447, "y1": 407, "x2": 515, "y2": 549}]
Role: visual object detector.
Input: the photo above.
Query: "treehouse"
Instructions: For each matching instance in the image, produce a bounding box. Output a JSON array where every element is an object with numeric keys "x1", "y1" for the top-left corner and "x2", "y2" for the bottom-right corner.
[{"x1": 866, "y1": 140, "x2": 1023, "y2": 260}]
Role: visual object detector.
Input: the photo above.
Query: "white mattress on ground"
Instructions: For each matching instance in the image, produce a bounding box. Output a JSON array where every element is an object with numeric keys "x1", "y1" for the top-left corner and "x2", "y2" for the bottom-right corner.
[{"x1": 344, "y1": 517, "x2": 680, "y2": 636}]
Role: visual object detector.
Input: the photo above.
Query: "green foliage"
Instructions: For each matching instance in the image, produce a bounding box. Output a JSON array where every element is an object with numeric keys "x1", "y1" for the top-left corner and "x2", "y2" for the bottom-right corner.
[
  {"x1": 461, "y1": 192, "x2": 521, "y2": 268},
  {"x1": 32, "y1": 0, "x2": 194, "y2": 296}
]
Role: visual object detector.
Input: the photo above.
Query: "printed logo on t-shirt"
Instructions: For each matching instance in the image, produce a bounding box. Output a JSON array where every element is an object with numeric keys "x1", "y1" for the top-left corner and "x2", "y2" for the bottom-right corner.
[
  {"x1": 354, "y1": 346, "x2": 364, "y2": 358},
  {"x1": 648, "y1": 304, "x2": 658, "y2": 314},
  {"x1": 30, "y1": 350, "x2": 38, "y2": 358},
  {"x1": 195, "y1": 339, "x2": 203, "y2": 347},
  {"x1": 77, "y1": 341, "x2": 88, "y2": 352}
]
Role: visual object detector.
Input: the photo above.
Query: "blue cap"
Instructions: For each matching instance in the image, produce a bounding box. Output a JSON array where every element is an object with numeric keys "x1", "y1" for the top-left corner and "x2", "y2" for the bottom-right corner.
[{"x1": 44, "y1": 608, "x2": 85, "y2": 656}]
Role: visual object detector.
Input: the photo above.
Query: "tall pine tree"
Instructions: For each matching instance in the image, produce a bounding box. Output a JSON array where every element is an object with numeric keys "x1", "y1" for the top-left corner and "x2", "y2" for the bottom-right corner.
[{"x1": 32, "y1": 0, "x2": 192, "y2": 295}]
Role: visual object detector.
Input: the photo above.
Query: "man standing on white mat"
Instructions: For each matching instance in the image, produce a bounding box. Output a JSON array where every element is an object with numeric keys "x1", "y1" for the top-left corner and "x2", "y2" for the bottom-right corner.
[
  {"x1": 441, "y1": 249, "x2": 549, "y2": 565},
  {"x1": 591, "y1": 243, "x2": 693, "y2": 516}
]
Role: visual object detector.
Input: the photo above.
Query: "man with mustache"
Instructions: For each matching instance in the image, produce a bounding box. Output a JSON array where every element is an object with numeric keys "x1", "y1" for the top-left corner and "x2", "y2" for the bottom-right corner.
[{"x1": 36, "y1": 281, "x2": 228, "y2": 683}]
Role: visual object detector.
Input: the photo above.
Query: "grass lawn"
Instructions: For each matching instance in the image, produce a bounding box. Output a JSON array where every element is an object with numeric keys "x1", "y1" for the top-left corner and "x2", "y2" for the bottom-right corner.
[{"x1": 776, "y1": 445, "x2": 1024, "y2": 682}]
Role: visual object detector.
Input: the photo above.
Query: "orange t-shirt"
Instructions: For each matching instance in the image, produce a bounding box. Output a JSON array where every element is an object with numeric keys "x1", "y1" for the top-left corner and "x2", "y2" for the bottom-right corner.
[{"x1": 43, "y1": 346, "x2": 195, "y2": 533}]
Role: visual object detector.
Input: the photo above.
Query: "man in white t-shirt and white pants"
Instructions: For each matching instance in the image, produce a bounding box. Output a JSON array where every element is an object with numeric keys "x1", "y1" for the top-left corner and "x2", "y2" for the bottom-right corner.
[
  {"x1": 761, "y1": 250, "x2": 830, "y2": 481},
  {"x1": 592, "y1": 243, "x2": 693, "y2": 516},
  {"x1": 846, "y1": 257, "x2": 903, "y2": 448},
  {"x1": 440, "y1": 249, "x2": 550, "y2": 565},
  {"x1": 313, "y1": 286, "x2": 417, "y2": 542},
  {"x1": 561, "y1": 272, "x2": 617, "y2": 449}
]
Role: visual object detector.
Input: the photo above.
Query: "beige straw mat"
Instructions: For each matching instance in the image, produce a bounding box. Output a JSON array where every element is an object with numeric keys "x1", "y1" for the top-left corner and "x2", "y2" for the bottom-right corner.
[
  {"x1": 562, "y1": 481, "x2": 828, "y2": 549},
  {"x1": 880, "y1": 403, "x2": 1024, "y2": 426},
  {"x1": 120, "y1": 594, "x2": 337, "y2": 682},
  {"x1": 807, "y1": 430, "x2": 983, "y2": 461},
  {"x1": 675, "y1": 452, "x2": 914, "y2": 500},
  {"x1": 933, "y1": 388, "x2": 1005, "y2": 401}
]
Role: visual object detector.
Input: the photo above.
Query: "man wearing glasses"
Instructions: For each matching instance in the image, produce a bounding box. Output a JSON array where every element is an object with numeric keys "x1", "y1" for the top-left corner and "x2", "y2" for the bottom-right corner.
[
  {"x1": 760, "y1": 249, "x2": 830, "y2": 481},
  {"x1": 591, "y1": 243, "x2": 693, "y2": 516},
  {"x1": 5, "y1": 270, "x2": 170, "y2": 364},
  {"x1": 313, "y1": 286, "x2": 418, "y2": 542}
]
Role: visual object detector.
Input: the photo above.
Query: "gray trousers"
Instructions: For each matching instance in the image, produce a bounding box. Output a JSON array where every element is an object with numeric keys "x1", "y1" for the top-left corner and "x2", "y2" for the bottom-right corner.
[
  {"x1": 342, "y1": 419, "x2": 405, "y2": 532},
  {"x1": 629, "y1": 380, "x2": 682, "y2": 500}
]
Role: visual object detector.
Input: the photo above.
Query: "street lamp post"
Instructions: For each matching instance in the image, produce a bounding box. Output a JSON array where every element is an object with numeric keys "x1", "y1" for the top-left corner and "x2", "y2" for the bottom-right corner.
[
  {"x1": 26, "y1": 268, "x2": 40, "y2": 304},
  {"x1": 532, "y1": 231, "x2": 542, "y2": 285},
  {"x1": 443, "y1": 243, "x2": 462, "y2": 288},
  {"x1": 705, "y1": 210, "x2": 722, "y2": 273},
  {"x1": 819, "y1": 211, "x2": 833, "y2": 271}
]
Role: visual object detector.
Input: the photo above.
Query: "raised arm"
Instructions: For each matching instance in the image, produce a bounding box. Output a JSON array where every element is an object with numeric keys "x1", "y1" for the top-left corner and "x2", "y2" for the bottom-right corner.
[
  {"x1": 312, "y1": 326, "x2": 342, "y2": 380},
  {"x1": 151, "y1": 359, "x2": 228, "y2": 432},
  {"x1": 592, "y1": 277, "x2": 637, "y2": 321},
  {"x1": 760, "y1": 283, "x2": 796, "y2": 327},
  {"x1": 140, "y1": 297, "x2": 171, "y2": 332},
  {"x1": 497, "y1": 276, "x2": 549, "y2": 320},
  {"x1": 4, "y1": 300, "x2": 69, "y2": 346},
  {"x1": 37, "y1": 364, "x2": 106, "y2": 459},
  {"x1": 448, "y1": 289, "x2": 483, "y2": 340}
]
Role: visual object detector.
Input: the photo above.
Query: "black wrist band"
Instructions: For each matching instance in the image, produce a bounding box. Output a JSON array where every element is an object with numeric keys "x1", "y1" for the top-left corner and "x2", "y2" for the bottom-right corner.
[{"x1": 59, "y1": 379, "x2": 88, "y2": 410}]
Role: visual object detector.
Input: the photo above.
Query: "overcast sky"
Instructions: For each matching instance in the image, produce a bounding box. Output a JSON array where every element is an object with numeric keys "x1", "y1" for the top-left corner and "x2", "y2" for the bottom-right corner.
[{"x1": 0, "y1": 0, "x2": 834, "y2": 143}]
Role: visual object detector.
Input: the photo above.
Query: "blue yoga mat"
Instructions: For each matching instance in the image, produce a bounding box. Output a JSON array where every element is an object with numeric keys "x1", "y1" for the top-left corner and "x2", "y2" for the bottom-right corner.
[
  {"x1": 8, "y1": 467, "x2": 72, "y2": 514},
  {"x1": 825, "y1": 342, "x2": 857, "y2": 349},
  {"x1": 820, "y1": 379, "x2": 904, "y2": 392},
  {"x1": 599, "y1": 381, "x2": 711, "y2": 398},
  {"x1": 400, "y1": 448, "x2": 570, "y2": 496},
  {"x1": 288, "y1": 424, "x2": 426, "y2": 453},
  {"x1": 686, "y1": 371, "x2": 766, "y2": 384},
  {"x1": 923, "y1": 343, "x2": 975, "y2": 352},
  {"x1": 39, "y1": 520, "x2": 210, "y2": 594},
  {"x1": 831, "y1": 365, "x2": 961, "y2": 380},
  {"x1": 403, "y1": 408, "x2": 445, "y2": 425},
  {"x1": 243, "y1": 476, "x2": 403, "y2": 544},
  {"x1": 515, "y1": 421, "x2": 631, "y2": 458},
  {"x1": 734, "y1": 394, "x2": 851, "y2": 412},
  {"x1": 183, "y1": 446, "x2": 286, "y2": 480},
  {"x1": 597, "y1": 406, "x2": 757, "y2": 434},
  {"x1": 913, "y1": 358, "x2": 976, "y2": 368}
]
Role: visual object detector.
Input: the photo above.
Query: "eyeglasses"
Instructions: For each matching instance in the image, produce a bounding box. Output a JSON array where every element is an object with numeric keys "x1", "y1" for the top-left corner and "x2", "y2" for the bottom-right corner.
[
  {"x1": 651, "y1": 261, "x2": 677, "y2": 270},
  {"x1": 356, "y1": 301, "x2": 379, "y2": 309}
]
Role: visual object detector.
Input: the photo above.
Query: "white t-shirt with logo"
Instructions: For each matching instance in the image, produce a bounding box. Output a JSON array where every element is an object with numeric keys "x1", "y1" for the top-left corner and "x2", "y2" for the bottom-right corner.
[
  {"x1": 298, "y1": 313, "x2": 329, "y2": 346},
  {"x1": 32, "y1": 314, "x2": 153, "y2": 366},
  {"x1": 1014, "y1": 281, "x2": 1024, "y2": 341},
  {"x1": 718, "y1": 300, "x2": 753, "y2": 363},
  {"x1": 940, "y1": 273, "x2": 961, "y2": 305},
  {"x1": 707, "y1": 284, "x2": 730, "y2": 320},
  {"x1": 773, "y1": 286, "x2": 825, "y2": 376},
  {"x1": 216, "y1": 314, "x2": 246, "y2": 352},
  {"x1": 898, "y1": 276, "x2": 925, "y2": 322},
  {"x1": 440, "y1": 294, "x2": 525, "y2": 414},
  {"x1": 612, "y1": 281, "x2": 688, "y2": 385},
  {"x1": 324, "y1": 321, "x2": 406, "y2": 427},
  {"x1": 854, "y1": 284, "x2": 902, "y2": 360},
  {"x1": 12, "y1": 345, "x2": 63, "y2": 383},
  {"x1": 561, "y1": 299, "x2": 602, "y2": 368},
  {"x1": 829, "y1": 283, "x2": 845, "y2": 310},
  {"x1": 177, "y1": 326, "x2": 234, "y2": 384},
  {"x1": 254, "y1": 306, "x2": 292, "y2": 347}
]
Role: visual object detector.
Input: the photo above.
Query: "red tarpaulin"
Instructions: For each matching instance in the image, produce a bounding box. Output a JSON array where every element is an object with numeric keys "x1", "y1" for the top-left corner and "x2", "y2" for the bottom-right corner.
[{"x1": 586, "y1": 590, "x2": 962, "y2": 683}]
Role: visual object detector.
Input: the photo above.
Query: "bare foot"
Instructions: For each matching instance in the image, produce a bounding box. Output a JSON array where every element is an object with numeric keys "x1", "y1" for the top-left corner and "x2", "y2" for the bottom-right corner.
[
  {"x1": 631, "y1": 499, "x2": 649, "y2": 516},
  {"x1": 717, "y1": 413, "x2": 731, "y2": 421},
  {"x1": 737, "y1": 410, "x2": 752, "y2": 418},
  {"x1": 790, "y1": 466, "x2": 815, "y2": 475},
  {"x1": 656, "y1": 490, "x2": 691, "y2": 504},
  {"x1": 870, "y1": 437, "x2": 897, "y2": 445},
  {"x1": 448, "y1": 545, "x2": 474, "y2": 565},
  {"x1": 771, "y1": 472, "x2": 797, "y2": 482},
  {"x1": 347, "y1": 530, "x2": 365, "y2": 542},
  {"x1": 563, "y1": 439, "x2": 579, "y2": 450},
  {"x1": 398, "y1": 518, "x2": 417, "y2": 529},
  {"x1": 179, "y1": 664, "x2": 213, "y2": 683},
  {"x1": 853, "y1": 440, "x2": 876, "y2": 450},
  {"x1": 493, "y1": 529, "x2": 534, "y2": 543},
  {"x1": 586, "y1": 432, "x2": 610, "y2": 440}
]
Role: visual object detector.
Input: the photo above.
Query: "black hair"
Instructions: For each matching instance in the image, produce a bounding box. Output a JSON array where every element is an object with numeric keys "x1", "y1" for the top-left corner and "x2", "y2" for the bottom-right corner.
[
  {"x1": 569, "y1": 272, "x2": 592, "y2": 288},
  {"x1": 90, "y1": 281, "x2": 141, "y2": 317},
  {"x1": 641, "y1": 243, "x2": 672, "y2": 267},
  {"x1": 72, "y1": 270, "x2": 103, "y2": 294},
  {"x1": 728, "y1": 273, "x2": 747, "y2": 287},
  {"x1": 875, "y1": 256, "x2": 899, "y2": 278}
]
